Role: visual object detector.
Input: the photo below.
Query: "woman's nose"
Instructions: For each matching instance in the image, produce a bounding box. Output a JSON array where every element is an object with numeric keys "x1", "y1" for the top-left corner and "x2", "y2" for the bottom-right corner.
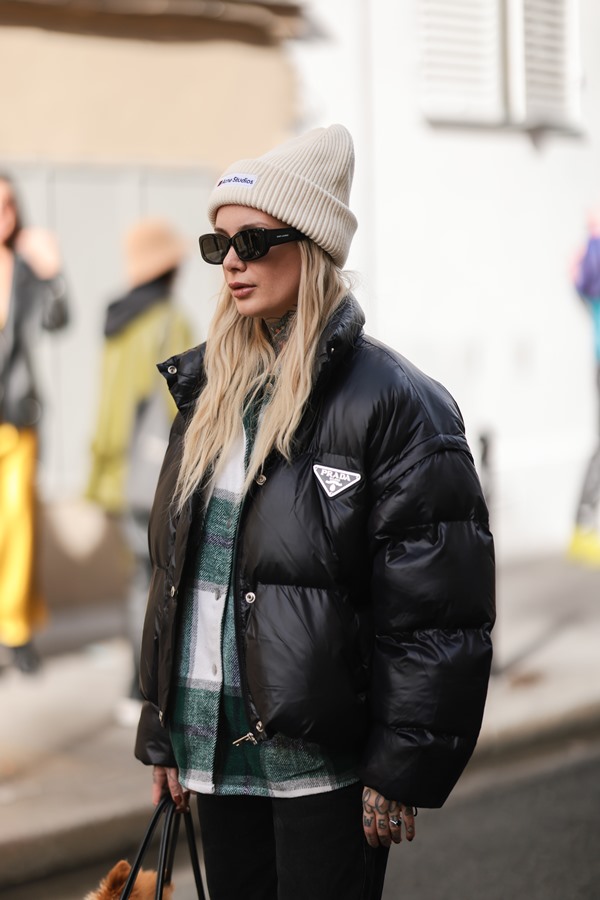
[{"x1": 223, "y1": 245, "x2": 245, "y2": 271}]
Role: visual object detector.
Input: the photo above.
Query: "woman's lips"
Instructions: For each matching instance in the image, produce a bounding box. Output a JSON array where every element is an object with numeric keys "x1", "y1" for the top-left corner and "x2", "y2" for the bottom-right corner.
[{"x1": 229, "y1": 282, "x2": 255, "y2": 299}]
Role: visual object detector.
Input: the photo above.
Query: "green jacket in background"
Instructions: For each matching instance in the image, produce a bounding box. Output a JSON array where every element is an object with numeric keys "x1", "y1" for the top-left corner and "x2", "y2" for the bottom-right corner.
[{"x1": 86, "y1": 292, "x2": 193, "y2": 514}]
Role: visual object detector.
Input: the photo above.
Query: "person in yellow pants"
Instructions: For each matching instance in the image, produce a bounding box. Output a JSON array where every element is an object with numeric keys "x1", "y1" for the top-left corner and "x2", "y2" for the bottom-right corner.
[
  {"x1": 0, "y1": 427, "x2": 46, "y2": 656},
  {"x1": 0, "y1": 174, "x2": 69, "y2": 672}
]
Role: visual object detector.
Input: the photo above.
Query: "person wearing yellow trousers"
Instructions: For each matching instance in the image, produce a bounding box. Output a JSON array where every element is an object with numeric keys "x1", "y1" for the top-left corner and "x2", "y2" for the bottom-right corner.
[
  {"x1": 0, "y1": 173, "x2": 69, "y2": 673},
  {"x1": 0, "y1": 428, "x2": 40, "y2": 644}
]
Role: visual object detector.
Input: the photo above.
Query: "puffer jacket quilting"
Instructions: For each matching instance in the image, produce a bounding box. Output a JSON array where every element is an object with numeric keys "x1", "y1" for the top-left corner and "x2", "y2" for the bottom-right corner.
[{"x1": 135, "y1": 296, "x2": 495, "y2": 808}]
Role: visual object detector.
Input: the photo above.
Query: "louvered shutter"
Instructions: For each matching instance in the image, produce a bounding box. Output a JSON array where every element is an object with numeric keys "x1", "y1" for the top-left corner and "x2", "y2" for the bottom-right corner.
[
  {"x1": 507, "y1": 0, "x2": 581, "y2": 128},
  {"x1": 417, "y1": 0, "x2": 507, "y2": 124}
]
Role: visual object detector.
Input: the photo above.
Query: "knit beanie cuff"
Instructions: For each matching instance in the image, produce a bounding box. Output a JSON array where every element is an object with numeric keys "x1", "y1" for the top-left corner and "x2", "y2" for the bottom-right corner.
[{"x1": 207, "y1": 124, "x2": 358, "y2": 268}]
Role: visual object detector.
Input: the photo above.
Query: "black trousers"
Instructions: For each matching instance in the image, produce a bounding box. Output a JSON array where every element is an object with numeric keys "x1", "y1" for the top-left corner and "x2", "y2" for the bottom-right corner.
[{"x1": 196, "y1": 783, "x2": 389, "y2": 900}]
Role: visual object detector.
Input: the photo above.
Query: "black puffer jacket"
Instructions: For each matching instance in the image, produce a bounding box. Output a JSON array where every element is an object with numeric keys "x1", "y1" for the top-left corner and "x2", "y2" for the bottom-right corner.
[{"x1": 135, "y1": 296, "x2": 495, "y2": 808}]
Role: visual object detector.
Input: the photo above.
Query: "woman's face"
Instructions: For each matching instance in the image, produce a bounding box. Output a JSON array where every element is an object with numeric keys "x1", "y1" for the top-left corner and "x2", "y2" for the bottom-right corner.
[
  {"x1": 214, "y1": 205, "x2": 302, "y2": 321},
  {"x1": 0, "y1": 180, "x2": 17, "y2": 248}
]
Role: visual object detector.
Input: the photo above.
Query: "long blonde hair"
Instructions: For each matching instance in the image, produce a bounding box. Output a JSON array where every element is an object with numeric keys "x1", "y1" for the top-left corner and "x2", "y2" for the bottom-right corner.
[{"x1": 176, "y1": 241, "x2": 350, "y2": 509}]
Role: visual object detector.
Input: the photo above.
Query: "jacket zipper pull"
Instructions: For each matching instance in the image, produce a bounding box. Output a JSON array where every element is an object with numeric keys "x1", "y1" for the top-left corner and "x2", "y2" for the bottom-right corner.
[{"x1": 232, "y1": 731, "x2": 258, "y2": 747}]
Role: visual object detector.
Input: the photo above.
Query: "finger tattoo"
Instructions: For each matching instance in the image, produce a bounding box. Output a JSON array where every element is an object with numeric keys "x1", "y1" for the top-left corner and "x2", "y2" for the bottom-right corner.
[
  {"x1": 374, "y1": 794, "x2": 390, "y2": 815},
  {"x1": 362, "y1": 788, "x2": 375, "y2": 814}
]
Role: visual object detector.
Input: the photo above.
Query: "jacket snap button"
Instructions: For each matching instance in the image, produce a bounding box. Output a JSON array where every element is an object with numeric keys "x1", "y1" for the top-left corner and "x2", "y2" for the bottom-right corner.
[
  {"x1": 245, "y1": 591, "x2": 256, "y2": 604},
  {"x1": 167, "y1": 365, "x2": 177, "y2": 375},
  {"x1": 255, "y1": 474, "x2": 267, "y2": 485},
  {"x1": 170, "y1": 586, "x2": 176, "y2": 597}
]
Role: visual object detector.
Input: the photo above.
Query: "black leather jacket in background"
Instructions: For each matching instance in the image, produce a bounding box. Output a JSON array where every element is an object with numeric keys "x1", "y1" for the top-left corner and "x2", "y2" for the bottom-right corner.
[
  {"x1": 0, "y1": 255, "x2": 69, "y2": 427},
  {"x1": 135, "y1": 296, "x2": 495, "y2": 808}
]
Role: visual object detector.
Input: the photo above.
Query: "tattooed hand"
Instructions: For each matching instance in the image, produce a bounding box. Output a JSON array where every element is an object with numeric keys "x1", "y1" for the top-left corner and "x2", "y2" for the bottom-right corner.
[
  {"x1": 152, "y1": 765, "x2": 190, "y2": 812},
  {"x1": 362, "y1": 786, "x2": 417, "y2": 848}
]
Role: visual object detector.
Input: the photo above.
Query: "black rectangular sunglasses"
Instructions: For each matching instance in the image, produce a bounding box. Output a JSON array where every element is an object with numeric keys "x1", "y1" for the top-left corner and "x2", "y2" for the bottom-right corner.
[{"x1": 199, "y1": 227, "x2": 306, "y2": 265}]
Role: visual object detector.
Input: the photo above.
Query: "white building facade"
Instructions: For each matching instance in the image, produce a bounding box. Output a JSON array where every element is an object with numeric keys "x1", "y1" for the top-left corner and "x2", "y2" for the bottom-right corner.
[
  {"x1": 290, "y1": 0, "x2": 600, "y2": 562},
  {"x1": 3, "y1": 1, "x2": 598, "y2": 575}
]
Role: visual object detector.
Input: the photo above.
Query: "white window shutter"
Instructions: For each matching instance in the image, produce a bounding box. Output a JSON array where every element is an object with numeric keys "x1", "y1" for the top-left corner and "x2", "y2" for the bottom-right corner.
[
  {"x1": 417, "y1": 0, "x2": 507, "y2": 124},
  {"x1": 507, "y1": 0, "x2": 581, "y2": 128}
]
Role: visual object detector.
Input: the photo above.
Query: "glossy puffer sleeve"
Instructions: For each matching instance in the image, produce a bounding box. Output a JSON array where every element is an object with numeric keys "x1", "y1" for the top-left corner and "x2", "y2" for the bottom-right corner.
[
  {"x1": 135, "y1": 702, "x2": 177, "y2": 766},
  {"x1": 134, "y1": 409, "x2": 188, "y2": 768},
  {"x1": 133, "y1": 345, "x2": 206, "y2": 768},
  {"x1": 357, "y1": 369, "x2": 495, "y2": 808}
]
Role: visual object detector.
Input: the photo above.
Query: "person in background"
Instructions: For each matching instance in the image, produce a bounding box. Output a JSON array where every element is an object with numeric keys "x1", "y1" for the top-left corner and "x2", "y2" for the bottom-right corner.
[
  {"x1": 0, "y1": 173, "x2": 69, "y2": 673},
  {"x1": 86, "y1": 218, "x2": 193, "y2": 723},
  {"x1": 134, "y1": 125, "x2": 495, "y2": 900},
  {"x1": 568, "y1": 209, "x2": 600, "y2": 566}
]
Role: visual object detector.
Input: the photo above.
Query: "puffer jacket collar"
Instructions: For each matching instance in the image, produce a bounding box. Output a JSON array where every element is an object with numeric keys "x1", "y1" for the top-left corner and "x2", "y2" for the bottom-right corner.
[
  {"x1": 158, "y1": 294, "x2": 365, "y2": 418},
  {"x1": 157, "y1": 342, "x2": 207, "y2": 419},
  {"x1": 313, "y1": 292, "x2": 365, "y2": 375}
]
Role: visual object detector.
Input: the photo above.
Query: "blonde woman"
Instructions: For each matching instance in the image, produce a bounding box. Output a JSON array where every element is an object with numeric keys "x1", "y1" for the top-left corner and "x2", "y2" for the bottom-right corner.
[{"x1": 134, "y1": 126, "x2": 495, "y2": 900}]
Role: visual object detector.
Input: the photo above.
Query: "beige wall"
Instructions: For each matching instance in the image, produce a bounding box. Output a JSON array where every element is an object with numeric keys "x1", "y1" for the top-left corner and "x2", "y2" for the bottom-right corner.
[
  {"x1": 0, "y1": 23, "x2": 300, "y2": 614},
  {"x1": 0, "y1": 26, "x2": 297, "y2": 168}
]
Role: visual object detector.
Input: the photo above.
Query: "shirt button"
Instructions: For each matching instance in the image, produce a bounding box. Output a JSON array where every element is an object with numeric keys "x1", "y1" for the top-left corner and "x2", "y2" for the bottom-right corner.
[
  {"x1": 212, "y1": 663, "x2": 218, "y2": 676},
  {"x1": 245, "y1": 591, "x2": 256, "y2": 604},
  {"x1": 167, "y1": 365, "x2": 177, "y2": 375},
  {"x1": 170, "y1": 586, "x2": 176, "y2": 597},
  {"x1": 255, "y1": 474, "x2": 267, "y2": 486}
]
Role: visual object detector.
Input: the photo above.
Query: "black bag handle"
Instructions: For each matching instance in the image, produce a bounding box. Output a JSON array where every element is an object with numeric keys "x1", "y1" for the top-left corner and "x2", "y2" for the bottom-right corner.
[{"x1": 120, "y1": 796, "x2": 206, "y2": 899}]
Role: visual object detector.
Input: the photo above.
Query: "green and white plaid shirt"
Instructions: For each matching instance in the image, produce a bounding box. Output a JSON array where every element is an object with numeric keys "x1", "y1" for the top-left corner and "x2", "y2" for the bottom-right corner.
[{"x1": 170, "y1": 424, "x2": 359, "y2": 798}]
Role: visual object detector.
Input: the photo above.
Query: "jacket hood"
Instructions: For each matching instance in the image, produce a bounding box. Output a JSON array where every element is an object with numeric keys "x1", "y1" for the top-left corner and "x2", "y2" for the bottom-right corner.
[
  {"x1": 105, "y1": 272, "x2": 174, "y2": 337},
  {"x1": 158, "y1": 294, "x2": 365, "y2": 416}
]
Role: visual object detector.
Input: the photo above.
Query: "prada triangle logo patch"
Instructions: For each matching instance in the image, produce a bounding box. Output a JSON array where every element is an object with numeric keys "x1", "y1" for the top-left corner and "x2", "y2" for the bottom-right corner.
[{"x1": 313, "y1": 464, "x2": 362, "y2": 498}]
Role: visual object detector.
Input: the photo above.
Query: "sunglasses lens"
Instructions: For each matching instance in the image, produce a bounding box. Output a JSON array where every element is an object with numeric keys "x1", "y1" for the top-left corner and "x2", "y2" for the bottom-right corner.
[
  {"x1": 233, "y1": 229, "x2": 268, "y2": 261},
  {"x1": 199, "y1": 229, "x2": 272, "y2": 264},
  {"x1": 199, "y1": 234, "x2": 229, "y2": 264}
]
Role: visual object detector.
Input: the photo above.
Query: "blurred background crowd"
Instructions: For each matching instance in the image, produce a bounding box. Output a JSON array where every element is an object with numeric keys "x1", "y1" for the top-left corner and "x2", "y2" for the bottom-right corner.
[{"x1": 1, "y1": 0, "x2": 600, "y2": 676}]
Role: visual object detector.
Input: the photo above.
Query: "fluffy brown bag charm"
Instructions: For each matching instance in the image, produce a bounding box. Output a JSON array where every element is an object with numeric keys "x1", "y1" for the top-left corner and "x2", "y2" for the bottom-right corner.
[
  {"x1": 86, "y1": 795, "x2": 205, "y2": 899},
  {"x1": 84, "y1": 859, "x2": 174, "y2": 899}
]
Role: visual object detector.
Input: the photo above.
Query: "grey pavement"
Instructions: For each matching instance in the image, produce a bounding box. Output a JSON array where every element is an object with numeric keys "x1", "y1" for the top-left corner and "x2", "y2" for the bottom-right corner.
[{"x1": 1, "y1": 554, "x2": 599, "y2": 892}]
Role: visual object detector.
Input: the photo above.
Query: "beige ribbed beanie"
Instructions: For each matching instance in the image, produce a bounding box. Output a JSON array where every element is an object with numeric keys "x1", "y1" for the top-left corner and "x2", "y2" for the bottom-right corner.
[{"x1": 207, "y1": 124, "x2": 357, "y2": 268}]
